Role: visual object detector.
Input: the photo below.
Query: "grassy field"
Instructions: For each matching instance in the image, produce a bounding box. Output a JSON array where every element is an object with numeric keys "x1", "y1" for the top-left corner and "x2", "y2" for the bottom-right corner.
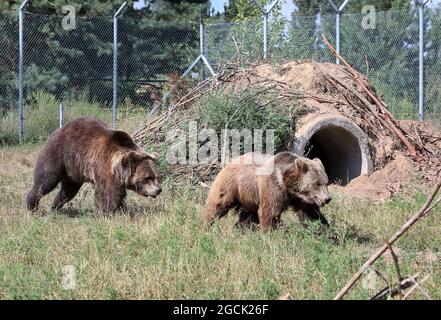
[{"x1": 0, "y1": 144, "x2": 440, "y2": 300}]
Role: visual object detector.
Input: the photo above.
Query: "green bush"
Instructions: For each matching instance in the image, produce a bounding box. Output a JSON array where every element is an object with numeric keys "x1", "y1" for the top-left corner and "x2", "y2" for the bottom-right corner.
[
  {"x1": 0, "y1": 110, "x2": 19, "y2": 145},
  {"x1": 21, "y1": 91, "x2": 112, "y2": 144},
  {"x1": 0, "y1": 91, "x2": 148, "y2": 146},
  {"x1": 197, "y1": 88, "x2": 293, "y2": 153},
  {"x1": 371, "y1": 80, "x2": 419, "y2": 120}
]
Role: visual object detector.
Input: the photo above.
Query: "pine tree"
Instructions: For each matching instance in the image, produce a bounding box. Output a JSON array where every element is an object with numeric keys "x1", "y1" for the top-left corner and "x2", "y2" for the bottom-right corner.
[{"x1": 0, "y1": 0, "x2": 208, "y2": 109}]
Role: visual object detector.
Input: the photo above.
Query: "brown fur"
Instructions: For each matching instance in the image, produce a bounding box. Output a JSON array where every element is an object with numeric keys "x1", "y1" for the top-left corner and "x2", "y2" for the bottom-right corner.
[
  {"x1": 26, "y1": 117, "x2": 161, "y2": 213},
  {"x1": 202, "y1": 152, "x2": 331, "y2": 233}
]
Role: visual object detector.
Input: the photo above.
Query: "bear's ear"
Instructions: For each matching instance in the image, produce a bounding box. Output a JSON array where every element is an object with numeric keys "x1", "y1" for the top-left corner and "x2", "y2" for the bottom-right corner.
[
  {"x1": 112, "y1": 154, "x2": 131, "y2": 184},
  {"x1": 112, "y1": 151, "x2": 146, "y2": 184},
  {"x1": 147, "y1": 152, "x2": 159, "y2": 162},
  {"x1": 127, "y1": 151, "x2": 149, "y2": 164},
  {"x1": 312, "y1": 158, "x2": 325, "y2": 170},
  {"x1": 295, "y1": 158, "x2": 309, "y2": 173},
  {"x1": 312, "y1": 158, "x2": 322, "y2": 165}
]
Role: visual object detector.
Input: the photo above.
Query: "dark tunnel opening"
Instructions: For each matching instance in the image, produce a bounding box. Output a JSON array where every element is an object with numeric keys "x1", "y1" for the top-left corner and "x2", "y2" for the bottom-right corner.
[{"x1": 304, "y1": 125, "x2": 363, "y2": 186}]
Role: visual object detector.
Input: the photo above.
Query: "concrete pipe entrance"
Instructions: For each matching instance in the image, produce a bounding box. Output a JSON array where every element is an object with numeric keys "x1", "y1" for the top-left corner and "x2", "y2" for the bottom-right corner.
[{"x1": 293, "y1": 115, "x2": 373, "y2": 186}]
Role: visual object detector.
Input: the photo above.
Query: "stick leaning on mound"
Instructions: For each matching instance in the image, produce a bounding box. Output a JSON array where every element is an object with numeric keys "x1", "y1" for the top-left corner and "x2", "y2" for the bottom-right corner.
[{"x1": 321, "y1": 34, "x2": 423, "y2": 165}]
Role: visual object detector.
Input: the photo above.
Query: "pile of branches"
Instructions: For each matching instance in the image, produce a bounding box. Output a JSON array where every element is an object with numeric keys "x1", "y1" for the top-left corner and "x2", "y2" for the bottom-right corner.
[
  {"x1": 320, "y1": 35, "x2": 440, "y2": 180},
  {"x1": 132, "y1": 62, "x2": 242, "y2": 144},
  {"x1": 132, "y1": 62, "x2": 296, "y2": 182},
  {"x1": 132, "y1": 35, "x2": 441, "y2": 182}
]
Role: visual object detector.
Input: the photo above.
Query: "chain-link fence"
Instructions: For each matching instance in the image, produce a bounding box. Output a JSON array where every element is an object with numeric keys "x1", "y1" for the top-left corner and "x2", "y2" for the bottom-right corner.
[
  {"x1": 0, "y1": 10, "x2": 201, "y2": 145},
  {"x1": 0, "y1": 11, "x2": 19, "y2": 145},
  {"x1": 339, "y1": 9, "x2": 420, "y2": 120},
  {"x1": 22, "y1": 12, "x2": 114, "y2": 143},
  {"x1": 205, "y1": 7, "x2": 440, "y2": 125},
  {"x1": 425, "y1": 6, "x2": 441, "y2": 124},
  {"x1": 117, "y1": 18, "x2": 198, "y2": 108},
  {"x1": 0, "y1": 3, "x2": 440, "y2": 145}
]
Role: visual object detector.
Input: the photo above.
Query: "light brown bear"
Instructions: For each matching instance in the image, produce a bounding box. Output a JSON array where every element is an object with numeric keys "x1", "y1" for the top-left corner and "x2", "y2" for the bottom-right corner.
[
  {"x1": 26, "y1": 117, "x2": 162, "y2": 213},
  {"x1": 202, "y1": 151, "x2": 332, "y2": 233}
]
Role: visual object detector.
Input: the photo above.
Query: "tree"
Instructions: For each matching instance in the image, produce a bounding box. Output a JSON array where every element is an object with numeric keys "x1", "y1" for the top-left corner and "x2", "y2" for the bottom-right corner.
[
  {"x1": 332, "y1": 2, "x2": 420, "y2": 118},
  {"x1": 282, "y1": 0, "x2": 423, "y2": 118},
  {"x1": 0, "y1": 11, "x2": 18, "y2": 111},
  {"x1": 225, "y1": 0, "x2": 262, "y2": 21},
  {"x1": 0, "y1": 0, "x2": 209, "y2": 111},
  {"x1": 425, "y1": 4, "x2": 441, "y2": 119}
]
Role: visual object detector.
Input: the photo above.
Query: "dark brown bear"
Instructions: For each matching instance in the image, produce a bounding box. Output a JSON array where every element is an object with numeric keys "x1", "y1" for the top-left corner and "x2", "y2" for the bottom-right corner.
[
  {"x1": 26, "y1": 117, "x2": 162, "y2": 212},
  {"x1": 202, "y1": 152, "x2": 332, "y2": 233}
]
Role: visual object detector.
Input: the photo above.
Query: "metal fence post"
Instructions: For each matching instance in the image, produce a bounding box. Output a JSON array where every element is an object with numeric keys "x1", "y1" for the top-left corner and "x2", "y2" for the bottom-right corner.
[
  {"x1": 417, "y1": 0, "x2": 428, "y2": 121},
  {"x1": 200, "y1": 13, "x2": 204, "y2": 59},
  {"x1": 113, "y1": 2, "x2": 127, "y2": 129},
  {"x1": 263, "y1": 11, "x2": 268, "y2": 60},
  {"x1": 328, "y1": 0, "x2": 350, "y2": 64},
  {"x1": 59, "y1": 102, "x2": 64, "y2": 128},
  {"x1": 181, "y1": 12, "x2": 215, "y2": 78},
  {"x1": 336, "y1": 10, "x2": 340, "y2": 64},
  {"x1": 252, "y1": 0, "x2": 279, "y2": 61},
  {"x1": 18, "y1": 0, "x2": 29, "y2": 143},
  {"x1": 200, "y1": 12, "x2": 206, "y2": 79}
]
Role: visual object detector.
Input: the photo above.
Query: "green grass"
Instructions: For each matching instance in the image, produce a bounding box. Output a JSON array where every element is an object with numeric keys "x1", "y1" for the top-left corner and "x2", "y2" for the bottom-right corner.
[
  {"x1": 0, "y1": 91, "x2": 149, "y2": 146},
  {"x1": 0, "y1": 144, "x2": 440, "y2": 299}
]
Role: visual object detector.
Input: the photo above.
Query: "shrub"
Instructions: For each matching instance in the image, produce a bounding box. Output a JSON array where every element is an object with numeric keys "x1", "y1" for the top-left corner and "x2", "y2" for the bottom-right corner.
[
  {"x1": 371, "y1": 80, "x2": 418, "y2": 120},
  {"x1": 0, "y1": 110, "x2": 19, "y2": 145},
  {"x1": 197, "y1": 88, "x2": 293, "y2": 153},
  {"x1": 0, "y1": 90, "x2": 147, "y2": 146}
]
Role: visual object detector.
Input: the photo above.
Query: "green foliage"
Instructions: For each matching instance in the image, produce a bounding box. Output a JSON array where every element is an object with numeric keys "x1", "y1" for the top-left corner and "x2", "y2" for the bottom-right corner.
[
  {"x1": 216, "y1": 0, "x2": 286, "y2": 64},
  {"x1": 144, "y1": 142, "x2": 171, "y2": 179},
  {"x1": 27, "y1": 91, "x2": 111, "y2": 144},
  {"x1": 2, "y1": 0, "x2": 441, "y2": 131},
  {"x1": 0, "y1": 90, "x2": 148, "y2": 145},
  {"x1": 198, "y1": 88, "x2": 293, "y2": 152},
  {"x1": 0, "y1": 111, "x2": 18, "y2": 146},
  {"x1": 205, "y1": 17, "x2": 264, "y2": 65},
  {"x1": 0, "y1": 1, "x2": 206, "y2": 117},
  {"x1": 24, "y1": 64, "x2": 70, "y2": 95},
  {"x1": 345, "y1": 0, "x2": 410, "y2": 12},
  {"x1": 0, "y1": 11, "x2": 18, "y2": 112},
  {"x1": 425, "y1": 6, "x2": 441, "y2": 122},
  {"x1": 225, "y1": 0, "x2": 262, "y2": 21},
  {"x1": 372, "y1": 81, "x2": 418, "y2": 120}
]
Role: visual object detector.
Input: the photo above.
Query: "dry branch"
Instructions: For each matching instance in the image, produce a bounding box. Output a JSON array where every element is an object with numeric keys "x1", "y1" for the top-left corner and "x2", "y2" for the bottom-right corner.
[
  {"x1": 402, "y1": 274, "x2": 431, "y2": 300},
  {"x1": 369, "y1": 266, "x2": 390, "y2": 287},
  {"x1": 386, "y1": 243, "x2": 403, "y2": 296},
  {"x1": 371, "y1": 273, "x2": 419, "y2": 300},
  {"x1": 321, "y1": 34, "x2": 423, "y2": 164},
  {"x1": 334, "y1": 179, "x2": 441, "y2": 300}
]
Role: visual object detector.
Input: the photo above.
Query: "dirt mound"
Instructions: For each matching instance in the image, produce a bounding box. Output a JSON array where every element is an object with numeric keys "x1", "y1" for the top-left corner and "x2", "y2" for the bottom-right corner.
[
  {"x1": 133, "y1": 60, "x2": 441, "y2": 199},
  {"x1": 339, "y1": 153, "x2": 415, "y2": 201}
]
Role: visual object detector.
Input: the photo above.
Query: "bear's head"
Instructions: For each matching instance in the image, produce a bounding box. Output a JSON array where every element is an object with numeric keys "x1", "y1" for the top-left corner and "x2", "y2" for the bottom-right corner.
[
  {"x1": 282, "y1": 156, "x2": 331, "y2": 207},
  {"x1": 112, "y1": 151, "x2": 162, "y2": 198}
]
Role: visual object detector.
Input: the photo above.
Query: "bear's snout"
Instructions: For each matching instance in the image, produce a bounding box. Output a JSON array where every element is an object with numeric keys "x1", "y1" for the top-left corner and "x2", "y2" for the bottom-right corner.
[
  {"x1": 313, "y1": 196, "x2": 322, "y2": 207},
  {"x1": 146, "y1": 185, "x2": 162, "y2": 198},
  {"x1": 314, "y1": 195, "x2": 331, "y2": 207}
]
